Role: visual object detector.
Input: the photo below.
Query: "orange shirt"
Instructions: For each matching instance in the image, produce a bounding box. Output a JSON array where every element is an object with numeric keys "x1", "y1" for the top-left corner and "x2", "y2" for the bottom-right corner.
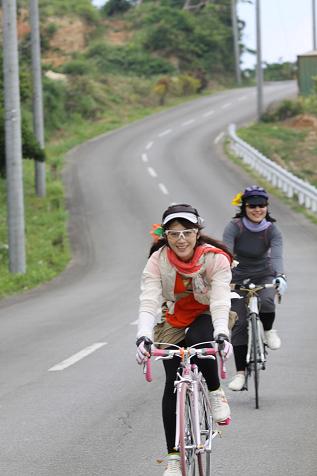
[{"x1": 165, "y1": 272, "x2": 209, "y2": 328}]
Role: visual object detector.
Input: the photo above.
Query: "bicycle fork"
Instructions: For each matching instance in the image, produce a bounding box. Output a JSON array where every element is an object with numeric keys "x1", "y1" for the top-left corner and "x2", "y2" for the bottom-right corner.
[
  {"x1": 246, "y1": 297, "x2": 266, "y2": 363},
  {"x1": 174, "y1": 379, "x2": 209, "y2": 455}
]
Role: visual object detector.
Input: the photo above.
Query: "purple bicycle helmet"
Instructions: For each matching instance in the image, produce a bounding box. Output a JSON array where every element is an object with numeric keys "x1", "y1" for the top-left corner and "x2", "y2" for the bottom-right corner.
[{"x1": 242, "y1": 185, "x2": 269, "y2": 204}]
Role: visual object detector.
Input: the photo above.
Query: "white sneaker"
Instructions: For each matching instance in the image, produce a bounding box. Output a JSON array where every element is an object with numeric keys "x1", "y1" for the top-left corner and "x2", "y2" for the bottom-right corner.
[
  {"x1": 228, "y1": 373, "x2": 245, "y2": 391},
  {"x1": 209, "y1": 387, "x2": 230, "y2": 423},
  {"x1": 264, "y1": 329, "x2": 281, "y2": 350},
  {"x1": 163, "y1": 454, "x2": 182, "y2": 476}
]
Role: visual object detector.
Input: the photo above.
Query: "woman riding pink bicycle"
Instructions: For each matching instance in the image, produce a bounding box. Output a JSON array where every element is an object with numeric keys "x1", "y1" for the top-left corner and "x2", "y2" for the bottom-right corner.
[{"x1": 136, "y1": 203, "x2": 234, "y2": 476}]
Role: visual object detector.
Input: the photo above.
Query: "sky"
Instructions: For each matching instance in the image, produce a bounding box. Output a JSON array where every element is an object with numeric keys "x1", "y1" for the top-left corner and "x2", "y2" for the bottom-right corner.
[{"x1": 91, "y1": 0, "x2": 316, "y2": 69}]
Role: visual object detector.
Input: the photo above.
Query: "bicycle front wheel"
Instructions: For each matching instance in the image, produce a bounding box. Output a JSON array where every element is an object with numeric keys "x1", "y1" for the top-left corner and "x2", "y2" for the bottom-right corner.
[
  {"x1": 250, "y1": 314, "x2": 260, "y2": 409},
  {"x1": 196, "y1": 381, "x2": 213, "y2": 476},
  {"x1": 179, "y1": 383, "x2": 196, "y2": 476}
]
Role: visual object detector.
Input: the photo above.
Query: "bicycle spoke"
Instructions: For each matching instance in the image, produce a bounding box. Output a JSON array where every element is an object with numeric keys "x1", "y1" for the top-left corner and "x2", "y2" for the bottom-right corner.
[
  {"x1": 197, "y1": 382, "x2": 214, "y2": 476},
  {"x1": 179, "y1": 383, "x2": 196, "y2": 475}
]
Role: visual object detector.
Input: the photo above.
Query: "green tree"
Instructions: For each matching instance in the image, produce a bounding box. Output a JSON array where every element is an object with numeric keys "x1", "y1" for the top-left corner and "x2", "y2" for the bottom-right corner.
[
  {"x1": 0, "y1": 50, "x2": 45, "y2": 177},
  {"x1": 0, "y1": 109, "x2": 46, "y2": 177},
  {"x1": 101, "y1": 0, "x2": 132, "y2": 16},
  {"x1": 263, "y1": 61, "x2": 297, "y2": 81}
]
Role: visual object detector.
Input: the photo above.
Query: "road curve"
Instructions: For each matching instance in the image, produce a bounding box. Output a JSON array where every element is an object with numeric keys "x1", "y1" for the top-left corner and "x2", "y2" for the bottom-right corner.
[{"x1": 0, "y1": 81, "x2": 316, "y2": 476}]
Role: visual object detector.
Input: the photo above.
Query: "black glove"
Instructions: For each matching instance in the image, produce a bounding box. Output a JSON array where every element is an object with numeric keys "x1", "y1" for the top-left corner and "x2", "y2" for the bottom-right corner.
[
  {"x1": 136, "y1": 336, "x2": 153, "y2": 365},
  {"x1": 215, "y1": 333, "x2": 233, "y2": 359}
]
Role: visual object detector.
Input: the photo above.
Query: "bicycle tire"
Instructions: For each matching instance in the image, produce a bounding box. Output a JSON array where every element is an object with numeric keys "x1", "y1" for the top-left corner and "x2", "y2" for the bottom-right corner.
[
  {"x1": 179, "y1": 383, "x2": 196, "y2": 475},
  {"x1": 196, "y1": 381, "x2": 212, "y2": 476},
  {"x1": 250, "y1": 314, "x2": 260, "y2": 409}
]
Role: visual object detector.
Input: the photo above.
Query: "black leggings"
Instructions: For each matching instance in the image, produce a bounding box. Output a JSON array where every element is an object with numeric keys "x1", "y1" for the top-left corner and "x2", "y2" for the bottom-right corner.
[
  {"x1": 233, "y1": 312, "x2": 275, "y2": 371},
  {"x1": 162, "y1": 315, "x2": 220, "y2": 453}
]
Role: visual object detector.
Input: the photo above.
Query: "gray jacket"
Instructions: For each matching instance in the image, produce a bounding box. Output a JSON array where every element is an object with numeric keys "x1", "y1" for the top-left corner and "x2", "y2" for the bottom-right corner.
[{"x1": 222, "y1": 218, "x2": 284, "y2": 281}]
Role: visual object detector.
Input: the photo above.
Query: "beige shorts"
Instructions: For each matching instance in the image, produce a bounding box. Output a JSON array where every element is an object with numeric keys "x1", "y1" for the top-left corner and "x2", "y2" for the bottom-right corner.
[{"x1": 153, "y1": 311, "x2": 238, "y2": 349}]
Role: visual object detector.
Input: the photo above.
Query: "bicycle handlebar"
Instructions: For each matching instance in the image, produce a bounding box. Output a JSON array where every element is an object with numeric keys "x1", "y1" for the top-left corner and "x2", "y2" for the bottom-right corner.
[
  {"x1": 231, "y1": 281, "x2": 281, "y2": 303},
  {"x1": 144, "y1": 343, "x2": 226, "y2": 382},
  {"x1": 231, "y1": 282, "x2": 277, "y2": 291}
]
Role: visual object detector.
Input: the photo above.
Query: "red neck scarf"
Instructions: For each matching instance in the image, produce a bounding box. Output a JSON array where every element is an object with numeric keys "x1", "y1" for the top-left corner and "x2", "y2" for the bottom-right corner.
[{"x1": 167, "y1": 244, "x2": 227, "y2": 275}]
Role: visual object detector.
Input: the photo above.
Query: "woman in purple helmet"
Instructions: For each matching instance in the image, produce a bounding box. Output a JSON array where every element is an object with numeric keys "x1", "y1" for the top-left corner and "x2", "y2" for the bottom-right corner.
[{"x1": 222, "y1": 186, "x2": 287, "y2": 391}]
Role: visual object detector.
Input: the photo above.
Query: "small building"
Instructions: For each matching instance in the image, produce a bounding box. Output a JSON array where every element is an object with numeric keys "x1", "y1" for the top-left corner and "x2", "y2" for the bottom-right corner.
[{"x1": 297, "y1": 50, "x2": 317, "y2": 96}]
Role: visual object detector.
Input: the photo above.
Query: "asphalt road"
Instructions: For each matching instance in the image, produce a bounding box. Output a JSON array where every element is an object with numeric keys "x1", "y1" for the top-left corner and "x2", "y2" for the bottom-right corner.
[{"x1": 0, "y1": 81, "x2": 316, "y2": 476}]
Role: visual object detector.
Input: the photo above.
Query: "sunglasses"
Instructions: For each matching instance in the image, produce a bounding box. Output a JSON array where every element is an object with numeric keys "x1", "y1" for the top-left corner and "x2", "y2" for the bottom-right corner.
[
  {"x1": 165, "y1": 229, "x2": 198, "y2": 240},
  {"x1": 246, "y1": 203, "x2": 268, "y2": 209}
]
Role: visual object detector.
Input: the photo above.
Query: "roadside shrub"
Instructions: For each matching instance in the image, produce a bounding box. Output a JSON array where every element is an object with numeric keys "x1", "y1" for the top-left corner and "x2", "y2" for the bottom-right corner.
[
  {"x1": 161, "y1": 0, "x2": 185, "y2": 7},
  {"x1": 153, "y1": 77, "x2": 171, "y2": 105},
  {"x1": 62, "y1": 59, "x2": 92, "y2": 76},
  {"x1": 41, "y1": 23, "x2": 59, "y2": 52},
  {"x1": 43, "y1": 77, "x2": 68, "y2": 133},
  {"x1": 76, "y1": 4, "x2": 100, "y2": 23},
  {"x1": 169, "y1": 74, "x2": 201, "y2": 96},
  {"x1": 302, "y1": 95, "x2": 317, "y2": 116},
  {"x1": 101, "y1": 0, "x2": 131, "y2": 17},
  {"x1": 263, "y1": 61, "x2": 297, "y2": 81},
  {"x1": 142, "y1": 7, "x2": 194, "y2": 54},
  {"x1": 86, "y1": 42, "x2": 175, "y2": 76},
  {"x1": 65, "y1": 77, "x2": 107, "y2": 119},
  {"x1": 261, "y1": 99, "x2": 304, "y2": 122},
  {"x1": 0, "y1": 110, "x2": 45, "y2": 177}
]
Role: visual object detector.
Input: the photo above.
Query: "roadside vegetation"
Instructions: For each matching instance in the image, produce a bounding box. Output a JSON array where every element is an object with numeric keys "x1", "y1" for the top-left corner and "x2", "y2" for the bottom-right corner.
[
  {"x1": 0, "y1": 0, "x2": 309, "y2": 298},
  {"x1": 237, "y1": 96, "x2": 317, "y2": 188}
]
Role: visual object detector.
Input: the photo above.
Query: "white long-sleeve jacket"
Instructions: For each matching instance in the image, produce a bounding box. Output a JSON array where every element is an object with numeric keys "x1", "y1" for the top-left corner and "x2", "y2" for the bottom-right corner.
[{"x1": 137, "y1": 246, "x2": 232, "y2": 340}]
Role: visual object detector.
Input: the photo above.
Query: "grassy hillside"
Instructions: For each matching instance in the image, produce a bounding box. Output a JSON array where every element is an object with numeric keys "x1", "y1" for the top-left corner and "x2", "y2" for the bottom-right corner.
[
  {"x1": 0, "y1": 0, "x2": 242, "y2": 297},
  {"x1": 237, "y1": 98, "x2": 317, "y2": 188}
]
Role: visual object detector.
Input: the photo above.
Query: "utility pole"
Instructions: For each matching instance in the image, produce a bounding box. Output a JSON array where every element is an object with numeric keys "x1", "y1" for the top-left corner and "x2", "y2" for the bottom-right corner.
[
  {"x1": 29, "y1": 0, "x2": 46, "y2": 197},
  {"x1": 2, "y1": 0, "x2": 26, "y2": 273},
  {"x1": 255, "y1": 0, "x2": 263, "y2": 120},
  {"x1": 231, "y1": 0, "x2": 241, "y2": 85},
  {"x1": 313, "y1": 0, "x2": 317, "y2": 50}
]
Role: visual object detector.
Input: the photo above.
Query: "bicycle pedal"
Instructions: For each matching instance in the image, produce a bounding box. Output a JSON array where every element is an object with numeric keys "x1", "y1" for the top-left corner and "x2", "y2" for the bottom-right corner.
[{"x1": 217, "y1": 417, "x2": 231, "y2": 426}]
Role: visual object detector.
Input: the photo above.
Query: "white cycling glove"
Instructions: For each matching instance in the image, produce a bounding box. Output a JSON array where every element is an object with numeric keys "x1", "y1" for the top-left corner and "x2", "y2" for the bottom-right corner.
[
  {"x1": 136, "y1": 336, "x2": 153, "y2": 365},
  {"x1": 273, "y1": 274, "x2": 287, "y2": 296},
  {"x1": 215, "y1": 334, "x2": 233, "y2": 360}
]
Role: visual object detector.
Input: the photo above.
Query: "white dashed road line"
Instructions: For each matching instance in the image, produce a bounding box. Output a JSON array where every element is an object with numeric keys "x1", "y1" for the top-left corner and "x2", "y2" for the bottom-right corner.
[
  {"x1": 158, "y1": 183, "x2": 169, "y2": 195},
  {"x1": 214, "y1": 132, "x2": 224, "y2": 144},
  {"x1": 181, "y1": 119, "x2": 195, "y2": 127},
  {"x1": 130, "y1": 320, "x2": 138, "y2": 326},
  {"x1": 146, "y1": 141, "x2": 153, "y2": 150},
  {"x1": 48, "y1": 343, "x2": 107, "y2": 371},
  {"x1": 237, "y1": 95, "x2": 247, "y2": 101},
  {"x1": 203, "y1": 110, "x2": 215, "y2": 117},
  {"x1": 147, "y1": 167, "x2": 157, "y2": 178},
  {"x1": 158, "y1": 129, "x2": 172, "y2": 138},
  {"x1": 142, "y1": 153, "x2": 148, "y2": 163},
  {"x1": 221, "y1": 103, "x2": 231, "y2": 109}
]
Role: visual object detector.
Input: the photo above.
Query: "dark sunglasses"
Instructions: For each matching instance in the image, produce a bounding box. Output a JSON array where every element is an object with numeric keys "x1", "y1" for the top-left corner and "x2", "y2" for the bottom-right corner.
[{"x1": 246, "y1": 203, "x2": 267, "y2": 209}]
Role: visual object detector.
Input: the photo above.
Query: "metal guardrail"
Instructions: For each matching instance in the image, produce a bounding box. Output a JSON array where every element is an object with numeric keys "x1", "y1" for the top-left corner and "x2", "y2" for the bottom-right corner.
[{"x1": 228, "y1": 124, "x2": 317, "y2": 213}]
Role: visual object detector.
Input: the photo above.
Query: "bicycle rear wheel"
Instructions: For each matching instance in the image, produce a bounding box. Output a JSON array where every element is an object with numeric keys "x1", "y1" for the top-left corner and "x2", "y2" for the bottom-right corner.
[
  {"x1": 179, "y1": 383, "x2": 196, "y2": 475},
  {"x1": 250, "y1": 314, "x2": 260, "y2": 409}
]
